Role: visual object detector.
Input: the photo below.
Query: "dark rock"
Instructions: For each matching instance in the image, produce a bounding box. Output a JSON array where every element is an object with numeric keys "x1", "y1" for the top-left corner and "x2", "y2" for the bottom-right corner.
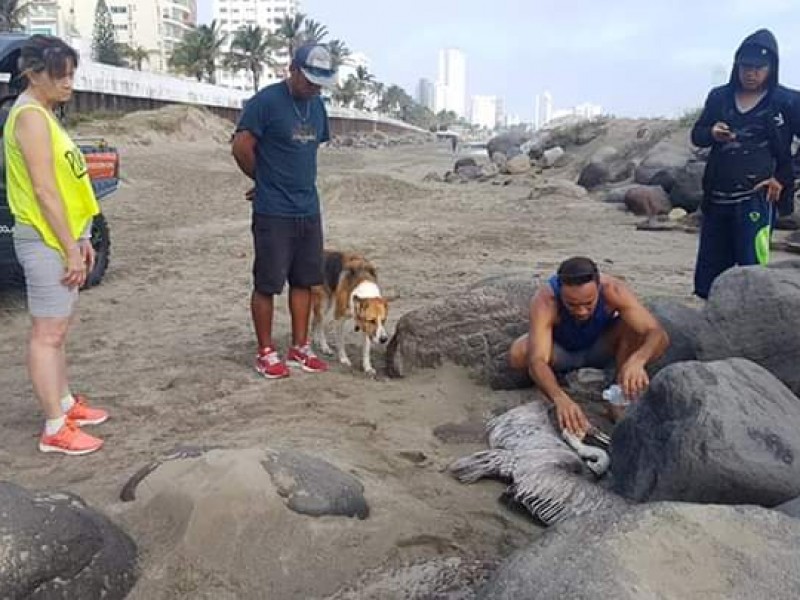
[
  {"x1": 644, "y1": 300, "x2": 706, "y2": 376},
  {"x1": 699, "y1": 261, "x2": 800, "y2": 395},
  {"x1": 478, "y1": 503, "x2": 800, "y2": 600},
  {"x1": 577, "y1": 146, "x2": 631, "y2": 189},
  {"x1": 777, "y1": 497, "x2": 800, "y2": 519},
  {"x1": 649, "y1": 168, "x2": 677, "y2": 193},
  {"x1": 454, "y1": 157, "x2": 478, "y2": 171},
  {"x1": 0, "y1": 481, "x2": 138, "y2": 600},
  {"x1": 634, "y1": 135, "x2": 693, "y2": 185},
  {"x1": 387, "y1": 276, "x2": 536, "y2": 379},
  {"x1": 262, "y1": 450, "x2": 369, "y2": 519},
  {"x1": 487, "y1": 133, "x2": 528, "y2": 160},
  {"x1": 611, "y1": 358, "x2": 800, "y2": 506},
  {"x1": 456, "y1": 165, "x2": 483, "y2": 180},
  {"x1": 624, "y1": 185, "x2": 671, "y2": 216},
  {"x1": 669, "y1": 160, "x2": 705, "y2": 213}
]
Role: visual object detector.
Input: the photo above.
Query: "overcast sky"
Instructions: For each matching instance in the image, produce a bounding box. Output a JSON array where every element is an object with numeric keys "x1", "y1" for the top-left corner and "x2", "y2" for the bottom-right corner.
[{"x1": 198, "y1": 0, "x2": 800, "y2": 120}]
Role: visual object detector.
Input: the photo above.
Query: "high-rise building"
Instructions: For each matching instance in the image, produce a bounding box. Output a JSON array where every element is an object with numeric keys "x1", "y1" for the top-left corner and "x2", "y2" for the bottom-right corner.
[
  {"x1": 495, "y1": 97, "x2": 505, "y2": 129},
  {"x1": 534, "y1": 91, "x2": 553, "y2": 129},
  {"x1": 470, "y1": 95, "x2": 498, "y2": 129},
  {"x1": 435, "y1": 48, "x2": 466, "y2": 117},
  {"x1": 416, "y1": 77, "x2": 434, "y2": 111},
  {"x1": 49, "y1": 0, "x2": 197, "y2": 72},
  {"x1": 213, "y1": 0, "x2": 301, "y2": 90}
]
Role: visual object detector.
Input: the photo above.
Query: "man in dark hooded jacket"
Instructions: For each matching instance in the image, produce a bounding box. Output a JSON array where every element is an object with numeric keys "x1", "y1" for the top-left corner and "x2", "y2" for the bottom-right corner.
[
  {"x1": 691, "y1": 29, "x2": 793, "y2": 299},
  {"x1": 774, "y1": 85, "x2": 800, "y2": 220}
]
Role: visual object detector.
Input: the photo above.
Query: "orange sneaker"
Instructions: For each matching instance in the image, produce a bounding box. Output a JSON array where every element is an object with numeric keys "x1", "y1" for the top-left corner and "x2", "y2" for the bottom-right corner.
[
  {"x1": 66, "y1": 394, "x2": 109, "y2": 426},
  {"x1": 39, "y1": 421, "x2": 104, "y2": 456}
]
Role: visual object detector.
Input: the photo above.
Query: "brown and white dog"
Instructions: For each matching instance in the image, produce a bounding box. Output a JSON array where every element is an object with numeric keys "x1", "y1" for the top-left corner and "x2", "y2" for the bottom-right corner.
[{"x1": 311, "y1": 250, "x2": 390, "y2": 375}]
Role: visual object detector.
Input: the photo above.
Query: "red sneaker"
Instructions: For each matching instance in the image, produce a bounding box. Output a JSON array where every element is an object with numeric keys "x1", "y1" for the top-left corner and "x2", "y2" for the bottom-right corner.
[
  {"x1": 39, "y1": 421, "x2": 104, "y2": 456},
  {"x1": 66, "y1": 394, "x2": 109, "y2": 426},
  {"x1": 255, "y1": 347, "x2": 290, "y2": 379},
  {"x1": 287, "y1": 341, "x2": 329, "y2": 373}
]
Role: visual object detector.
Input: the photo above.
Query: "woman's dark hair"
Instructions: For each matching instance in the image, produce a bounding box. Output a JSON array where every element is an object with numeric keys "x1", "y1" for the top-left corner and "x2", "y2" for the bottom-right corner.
[
  {"x1": 18, "y1": 35, "x2": 79, "y2": 85},
  {"x1": 557, "y1": 256, "x2": 599, "y2": 286}
]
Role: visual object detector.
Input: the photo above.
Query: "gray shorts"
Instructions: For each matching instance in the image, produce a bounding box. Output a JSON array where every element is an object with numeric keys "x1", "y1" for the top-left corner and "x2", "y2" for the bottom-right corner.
[
  {"x1": 552, "y1": 335, "x2": 615, "y2": 373},
  {"x1": 13, "y1": 227, "x2": 78, "y2": 318}
]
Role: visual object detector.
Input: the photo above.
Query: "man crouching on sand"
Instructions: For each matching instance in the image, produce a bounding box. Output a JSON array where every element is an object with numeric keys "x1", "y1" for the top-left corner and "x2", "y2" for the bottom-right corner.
[{"x1": 507, "y1": 257, "x2": 670, "y2": 437}]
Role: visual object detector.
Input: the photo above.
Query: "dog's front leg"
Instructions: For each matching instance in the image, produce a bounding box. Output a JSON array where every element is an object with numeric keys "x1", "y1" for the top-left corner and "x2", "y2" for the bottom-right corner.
[
  {"x1": 316, "y1": 310, "x2": 334, "y2": 356},
  {"x1": 362, "y1": 336, "x2": 375, "y2": 377},
  {"x1": 337, "y1": 319, "x2": 352, "y2": 367}
]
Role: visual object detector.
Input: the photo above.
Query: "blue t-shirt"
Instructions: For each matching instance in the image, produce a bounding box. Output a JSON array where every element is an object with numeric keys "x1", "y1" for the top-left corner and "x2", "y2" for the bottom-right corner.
[{"x1": 236, "y1": 81, "x2": 330, "y2": 216}]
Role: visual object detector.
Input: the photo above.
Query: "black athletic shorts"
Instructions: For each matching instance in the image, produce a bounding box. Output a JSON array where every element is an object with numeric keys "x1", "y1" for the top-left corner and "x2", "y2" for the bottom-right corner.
[{"x1": 251, "y1": 213, "x2": 323, "y2": 295}]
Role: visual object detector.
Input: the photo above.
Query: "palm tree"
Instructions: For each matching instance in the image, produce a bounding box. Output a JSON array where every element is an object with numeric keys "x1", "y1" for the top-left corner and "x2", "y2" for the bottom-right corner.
[
  {"x1": 169, "y1": 30, "x2": 206, "y2": 81},
  {"x1": 300, "y1": 18, "x2": 328, "y2": 46},
  {"x1": 352, "y1": 65, "x2": 375, "y2": 110},
  {"x1": 332, "y1": 75, "x2": 359, "y2": 108},
  {"x1": 196, "y1": 20, "x2": 227, "y2": 84},
  {"x1": 225, "y1": 25, "x2": 277, "y2": 92},
  {"x1": 0, "y1": 0, "x2": 28, "y2": 32},
  {"x1": 120, "y1": 44, "x2": 155, "y2": 71},
  {"x1": 326, "y1": 39, "x2": 350, "y2": 70},
  {"x1": 276, "y1": 12, "x2": 306, "y2": 57}
]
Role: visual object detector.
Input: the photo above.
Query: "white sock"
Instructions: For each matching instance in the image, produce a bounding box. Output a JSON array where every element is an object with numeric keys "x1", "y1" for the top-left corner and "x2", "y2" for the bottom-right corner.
[
  {"x1": 60, "y1": 393, "x2": 75, "y2": 413},
  {"x1": 44, "y1": 416, "x2": 66, "y2": 436}
]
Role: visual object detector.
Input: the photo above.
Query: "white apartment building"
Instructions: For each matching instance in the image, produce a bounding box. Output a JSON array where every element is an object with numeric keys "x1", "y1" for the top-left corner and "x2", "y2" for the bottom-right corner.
[
  {"x1": 435, "y1": 48, "x2": 465, "y2": 117},
  {"x1": 470, "y1": 95, "x2": 497, "y2": 130},
  {"x1": 213, "y1": 0, "x2": 301, "y2": 90},
  {"x1": 25, "y1": 1, "x2": 196, "y2": 73}
]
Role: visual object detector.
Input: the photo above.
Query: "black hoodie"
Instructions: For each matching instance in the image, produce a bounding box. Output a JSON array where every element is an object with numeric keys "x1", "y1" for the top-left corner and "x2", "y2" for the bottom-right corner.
[{"x1": 691, "y1": 29, "x2": 793, "y2": 202}]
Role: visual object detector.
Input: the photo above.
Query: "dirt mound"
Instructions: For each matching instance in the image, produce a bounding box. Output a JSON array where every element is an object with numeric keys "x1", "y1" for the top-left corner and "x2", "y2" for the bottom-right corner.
[{"x1": 76, "y1": 105, "x2": 235, "y2": 146}]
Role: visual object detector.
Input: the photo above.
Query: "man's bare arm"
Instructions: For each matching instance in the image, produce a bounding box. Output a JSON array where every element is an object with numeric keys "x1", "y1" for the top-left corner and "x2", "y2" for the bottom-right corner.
[
  {"x1": 606, "y1": 279, "x2": 670, "y2": 365},
  {"x1": 527, "y1": 292, "x2": 590, "y2": 436},
  {"x1": 231, "y1": 130, "x2": 257, "y2": 180}
]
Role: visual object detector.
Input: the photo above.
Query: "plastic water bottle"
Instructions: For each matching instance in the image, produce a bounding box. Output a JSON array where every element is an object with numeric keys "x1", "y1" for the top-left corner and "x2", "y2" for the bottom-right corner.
[{"x1": 602, "y1": 384, "x2": 630, "y2": 407}]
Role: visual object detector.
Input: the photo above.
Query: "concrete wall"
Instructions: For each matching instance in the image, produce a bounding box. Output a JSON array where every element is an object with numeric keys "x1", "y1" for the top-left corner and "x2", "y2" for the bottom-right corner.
[{"x1": 64, "y1": 61, "x2": 428, "y2": 135}]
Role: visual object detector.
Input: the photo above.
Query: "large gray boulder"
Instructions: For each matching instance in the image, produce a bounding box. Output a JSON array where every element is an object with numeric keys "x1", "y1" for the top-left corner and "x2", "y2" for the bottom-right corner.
[
  {"x1": 644, "y1": 299, "x2": 707, "y2": 376},
  {"x1": 668, "y1": 159, "x2": 705, "y2": 213},
  {"x1": 611, "y1": 359, "x2": 800, "y2": 506},
  {"x1": 634, "y1": 134, "x2": 694, "y2": 185},
  {"x1": 577, "y1": 146, "x2": 632, "y2": 189},
  {"x1": 0, "y1": 481, "x2": 138, "y2": 599},
  {"x1": 386, "y1": 275, "x2": 536, "y2": 379},
  {"x1": 699, "y1": 261, "x2": 800, "y2": 395},
  {"x1": 478, "y1": 503, "x2": 800, "y2": 600},
  {"x1": 777, "y1": 497, "x2": 800, "y2": 519},
  {"x1": 486, "y1": 133, "x2": 528, "y2": 160}
]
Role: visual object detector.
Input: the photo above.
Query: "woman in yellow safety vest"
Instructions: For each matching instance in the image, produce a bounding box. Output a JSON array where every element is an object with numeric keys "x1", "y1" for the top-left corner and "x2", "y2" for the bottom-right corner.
[{"x1": 5, "y1": 35, "x2": 109, "y2": 455}]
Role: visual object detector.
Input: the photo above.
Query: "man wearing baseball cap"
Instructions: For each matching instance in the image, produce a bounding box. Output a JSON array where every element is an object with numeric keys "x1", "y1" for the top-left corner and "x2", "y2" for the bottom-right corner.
[
  {"x1": 232, "y1": 44, "x2": 337, "y2": 379},
  {"x1": 690, "y1": 29, "x2": 793, "y2": 299}
]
